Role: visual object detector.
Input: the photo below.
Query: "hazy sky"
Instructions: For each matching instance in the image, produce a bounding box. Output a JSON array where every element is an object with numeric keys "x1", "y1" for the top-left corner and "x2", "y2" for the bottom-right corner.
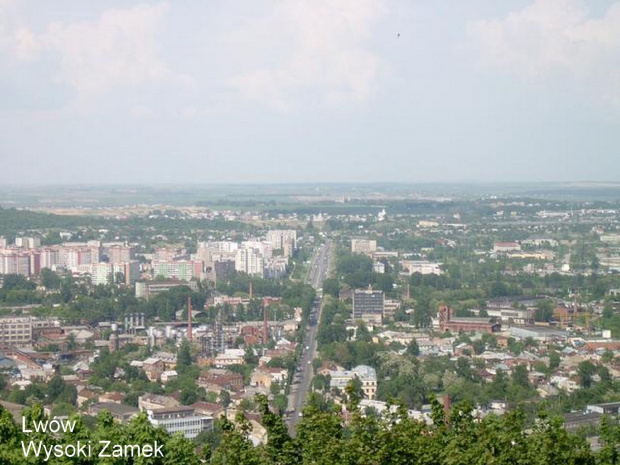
[{"x1": 1, "y1": 0, "x2": 619, "y2": 185}]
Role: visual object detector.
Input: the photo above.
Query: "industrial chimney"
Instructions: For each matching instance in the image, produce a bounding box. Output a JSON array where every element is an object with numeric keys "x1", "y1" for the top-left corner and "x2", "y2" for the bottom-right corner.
[
  {"x1": 263, "y1": 304, "x2": 268, "y2": 344},
  {"x1": 187, "y1": 296, "x2": 193, "y2": 342},
  {"x1": 443, "y1": 394, "x2": 451, "y2": 421}
]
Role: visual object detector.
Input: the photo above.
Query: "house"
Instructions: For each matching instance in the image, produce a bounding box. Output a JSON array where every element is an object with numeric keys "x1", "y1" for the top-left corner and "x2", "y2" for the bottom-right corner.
[
  {"x1": 142, "y1": 357, "x2": 165, "y2": 382},
  {"x1": 329, "y1": 365, "x2": 377, "y2": 400},
  {"x1": 77, "y1": 389, "x2": 99, "y2": 408},
  {"x1": 550, "y1": 375, "x2": 579, "y2": 392},
  {"x1": 454, "y1": 343, "x2": 474, "y2": 356},
  {"x1": 213, "y1": 349, "x2": 245, "y2": 367},
  {"x1": 69, "y1": 329, "x2": 94, "y2": 344},
  {"x1": 160, "y1": 370, "x2": 178, "y2": 384},
  {"x1": 89, "y1": 403, "x2": 139, "y2": 423},
  {"x1": 99, "y1": 392, "x2": 125, "y2": 404},
  {"x1": 250, "y1": 367, "x2": 288, "y2": 389},
  {"x1": 191, "y1": 402, "x2": 222, "y2": 418},
  {"x1": 152, "y1": 351, "x2": 177, "y2": 370},
  {"x1": 198, "y1": 371, "x2": 244, "y2": 392},
  {"x1": 138, "y1": 393, "x2": 180, "y2": 412}
]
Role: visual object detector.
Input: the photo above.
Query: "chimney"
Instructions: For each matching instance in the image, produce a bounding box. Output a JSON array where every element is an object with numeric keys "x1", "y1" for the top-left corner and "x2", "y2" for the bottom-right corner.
[
  {"x1": 249, "y1": 280, "x2": 253, "y2": 300},
  {"x1": 443, "y1": 394, "x2": 450, "y2": 419},
  {"x1": 263, "y1": 304, "x2": 268, "y2": 344},
  {"x1": 187, "y1": 297, "x2": 193, "y2": 342}
]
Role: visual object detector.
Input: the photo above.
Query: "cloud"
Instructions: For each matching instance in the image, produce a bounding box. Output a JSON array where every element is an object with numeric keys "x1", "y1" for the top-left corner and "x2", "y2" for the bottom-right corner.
[
  {"x1": 1, "y1": 2, "x2": 191, "y2": 104},
  {"x1": 43, "y1": 3, "x2": 192, "y2": 97},
  {"x1": 0, "y1": 0, "x2": 27, "y2": 60},
  {"x1": 225, "y1": 0, "x2": 386, "y2": 111},
  {"x1": 467, "y1": 0, "x2": 620, "y2": 102}
]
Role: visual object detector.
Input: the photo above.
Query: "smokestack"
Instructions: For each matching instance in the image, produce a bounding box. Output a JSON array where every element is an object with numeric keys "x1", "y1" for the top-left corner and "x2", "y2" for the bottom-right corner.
[
  {"x1": 187, "y1": 297, "x2": 193, "y2": 342},
  {"x1": 443, "y1": 394, "x2": 451, "y2": 420},
  {"x1": 263, "y1": 304, "x2": 268, "y2": 344},
  {"x1": 249, "y1": 280, "x2": 253, "y2": 300}
]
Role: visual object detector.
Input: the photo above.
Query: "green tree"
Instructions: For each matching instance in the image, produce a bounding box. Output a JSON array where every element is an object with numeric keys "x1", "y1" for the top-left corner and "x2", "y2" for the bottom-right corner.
[
  {"x1": 578, "y1": 360, "x2": 597, "y2": 388},
  {"x1": 256, "y1": 393, "x2": 300, "y2": 463},
  {"x1": 219, "y1": 389, "x2": 231, "y2": 409},
  {"x1": 549, "y1": 351, "x2": 561, "y2": 371},
  {"x1": 181, "y1": 387, "x2": 197, "y2": 405},
  {"x1": 40, "y1": 268, "x2": 61, "y2": 290},
  {"x1": 406, "y1": 338, "x2": 420, "y2": 357},
  {"x1": 512, "y1": 364, "x2": 530, "y2": 389}
]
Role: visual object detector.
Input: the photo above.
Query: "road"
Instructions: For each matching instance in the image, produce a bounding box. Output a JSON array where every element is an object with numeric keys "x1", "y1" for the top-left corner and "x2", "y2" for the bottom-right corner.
[{"x1": 286, "y1": 241, "x2": 331, "y2": 434}]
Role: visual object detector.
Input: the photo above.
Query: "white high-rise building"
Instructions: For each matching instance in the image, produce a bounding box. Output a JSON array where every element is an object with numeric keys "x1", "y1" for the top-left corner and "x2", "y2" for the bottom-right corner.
[
  {"x1": 241, "y1": 240, "x2": 272, "y2": 259},
  {"x1": 15, "y1": 237, "x2": 41, "y2": 249},
  {"x1": 92, "y1": 263, "x2": 114, "y2": 286},
  {"x1": 235, "y1": 247, "x2": 265, "y2": 277},
  {"x1": 266, "y1": 230, "x2": 297, "y2": 250},
  {"x1": 92, "y1": 261, "x2": 140, "y2": 286},
  {"x1": 198, "y1": 241, "x2": 238, "y2": 253},
  {"x1": 0, "y1": 251, "x2": 30, "y2": 276}
]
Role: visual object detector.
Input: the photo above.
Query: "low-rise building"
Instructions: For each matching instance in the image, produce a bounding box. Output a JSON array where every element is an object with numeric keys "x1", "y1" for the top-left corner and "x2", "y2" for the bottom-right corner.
[
  {"x1": 138, "y1": 393, "x2": 180, "y2": 412},
  {"x1": 147, "y1": 406, "x2": 213, "y2": 439},
  {"x1": 400, "y1": 260, "x2": 442, "y2": 276},
  {"x1": 329, "y1": 365, "x2": 377, "y2": 400},
  {"x1": 438, "y1": 306, "x2": 500, "y2": 334},
  {"x1": 510, "y1": 326, "x2": 568, "y2": 342},
  {"x1": 89, "y1": 403, "x2": 139, "y2": 423},
  {"x1": 0, "y1": 317, "x2": 60, "y2": 348}
]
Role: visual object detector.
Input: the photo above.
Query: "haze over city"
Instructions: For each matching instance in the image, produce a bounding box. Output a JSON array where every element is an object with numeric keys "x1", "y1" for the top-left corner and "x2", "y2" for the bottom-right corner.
[{"x1": 1, "y1": 0, "x2": 620, "y2": 184}]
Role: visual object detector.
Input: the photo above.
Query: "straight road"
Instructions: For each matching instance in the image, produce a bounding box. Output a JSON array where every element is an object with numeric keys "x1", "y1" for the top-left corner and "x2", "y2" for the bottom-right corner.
[{"x1": 286, "y1": 241, "x2": 331, "y2": 434}]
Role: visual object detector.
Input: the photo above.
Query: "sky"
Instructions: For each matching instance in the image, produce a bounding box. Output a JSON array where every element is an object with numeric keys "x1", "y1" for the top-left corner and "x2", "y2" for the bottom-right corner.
[{"x1": 1, "y1": 0, "x2": 619, "y2": 185}]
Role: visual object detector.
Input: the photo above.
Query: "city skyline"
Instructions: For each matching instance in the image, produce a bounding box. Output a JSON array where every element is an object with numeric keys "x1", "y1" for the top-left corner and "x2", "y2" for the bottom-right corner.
[{"x1": 1, "y1": 0, "x2": 620, "y2": 184}]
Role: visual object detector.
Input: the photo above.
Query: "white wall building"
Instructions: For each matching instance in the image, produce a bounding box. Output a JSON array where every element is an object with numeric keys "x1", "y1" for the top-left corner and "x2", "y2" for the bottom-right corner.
[
  {"x1": 235, "y1": 247, "x2": 265, "y2": 277},
  {"x1": 351, "y1": 239, "x2": 377, "y2": 255},
  {"x1": 147, "y1": 406, "x2": 213, "y2": 439},
  {"x1": 400, "y1": 260, "x2": 443, "y2": 276}
]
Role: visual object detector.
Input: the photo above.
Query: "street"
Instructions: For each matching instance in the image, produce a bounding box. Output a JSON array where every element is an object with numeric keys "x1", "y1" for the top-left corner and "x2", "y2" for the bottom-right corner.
[{"x1": 286, "y1": 240, "x2": 331, "y2": 434}]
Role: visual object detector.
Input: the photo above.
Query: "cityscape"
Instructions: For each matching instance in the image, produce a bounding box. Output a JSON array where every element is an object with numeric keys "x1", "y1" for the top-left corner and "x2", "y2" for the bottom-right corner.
[{"x1": 2, "y1": 185, "x2": 620, "y2": 462}]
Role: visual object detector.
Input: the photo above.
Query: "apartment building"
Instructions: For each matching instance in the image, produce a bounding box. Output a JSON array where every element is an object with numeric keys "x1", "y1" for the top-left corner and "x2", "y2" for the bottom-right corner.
[
  {"x1": 235, "y1": 247, "x2": 265, "y2": 277},
  {"x1": 152, "y1": 260, "x2": 201, "y2": 281}
]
